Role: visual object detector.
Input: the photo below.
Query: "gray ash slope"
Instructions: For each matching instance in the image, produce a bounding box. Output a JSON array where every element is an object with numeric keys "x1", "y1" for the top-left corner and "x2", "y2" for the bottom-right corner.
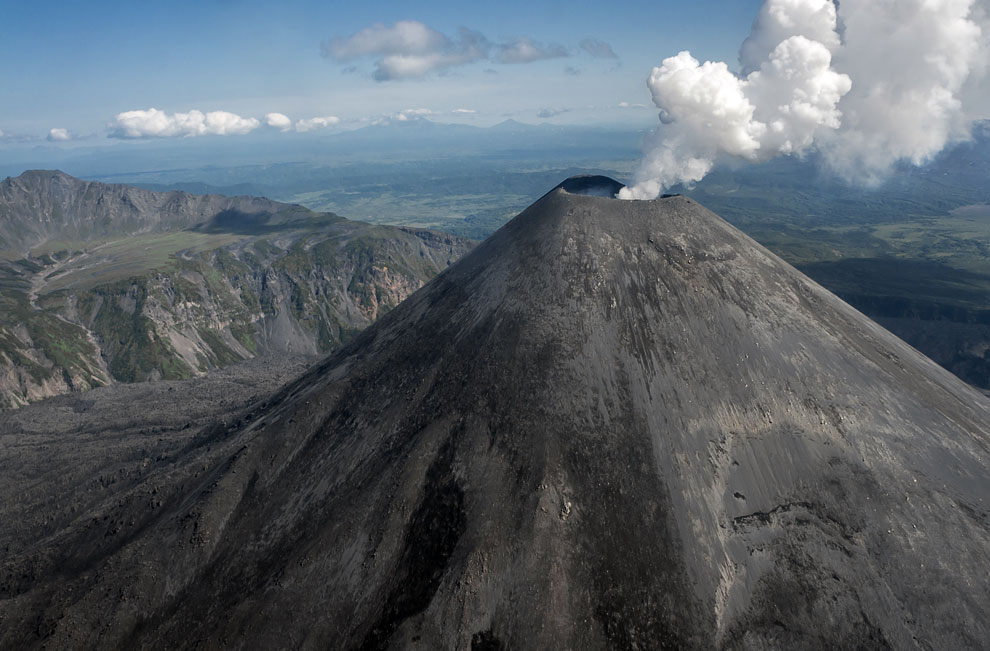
[{"x1": 3, "y1": 178, "x2": 990, "y2": 649}]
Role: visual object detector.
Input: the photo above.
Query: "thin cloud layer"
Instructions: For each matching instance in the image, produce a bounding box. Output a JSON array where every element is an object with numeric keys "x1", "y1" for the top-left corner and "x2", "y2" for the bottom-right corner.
[
  {"x1": 324, "y1": 21, "x2": 490, "y2": 80},
  {"x1": 109, "y1": 108, "x2": 260, "y2": 138},
  {"x1": 497, "y1": 38, "x2": 568, "y2": 64},
  {"x1": 0, "y1": 129, "x2": 38, "y2": 144},
  {"x1": 324, "y1": 20, "x2": 593, "y2": 80},
  {"x1": 325, "y1": 21, "x2": 446, "y2": 59},
  {"x1": 295, "y1": 116, "x2": 341, "y2": 132},
  {"x1": 579, "y1": 38, "x2": 618, "y2": 59}
]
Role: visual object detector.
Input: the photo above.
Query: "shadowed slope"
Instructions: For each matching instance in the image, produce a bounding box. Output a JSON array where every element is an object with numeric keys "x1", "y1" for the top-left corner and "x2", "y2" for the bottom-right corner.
[{"x1": 1, "y1": 179, "x2": 989, "y2": 650}]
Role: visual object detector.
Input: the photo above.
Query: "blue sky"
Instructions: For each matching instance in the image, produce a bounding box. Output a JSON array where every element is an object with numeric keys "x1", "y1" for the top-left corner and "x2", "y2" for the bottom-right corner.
[{"x1": 0, "y1": 0, "x2": 764, "y2": 141}]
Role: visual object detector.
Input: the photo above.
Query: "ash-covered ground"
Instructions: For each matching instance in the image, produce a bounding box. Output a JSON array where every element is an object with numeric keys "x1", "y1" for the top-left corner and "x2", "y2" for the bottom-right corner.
[{"x1": 0, "y1": 354, "x2": 317, "y2": 560}]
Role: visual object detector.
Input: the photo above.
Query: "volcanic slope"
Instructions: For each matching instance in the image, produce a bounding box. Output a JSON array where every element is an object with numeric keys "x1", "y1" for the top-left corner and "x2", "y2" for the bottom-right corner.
[{"x1": 2, "y1": 177, "x2": 990, "y2": 650}]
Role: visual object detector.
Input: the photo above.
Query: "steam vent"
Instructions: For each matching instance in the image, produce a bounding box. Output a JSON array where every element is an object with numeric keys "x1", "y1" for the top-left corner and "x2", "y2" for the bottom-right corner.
[{"x1": 2, "y1": 177, "x2": 990, "y2": 650}]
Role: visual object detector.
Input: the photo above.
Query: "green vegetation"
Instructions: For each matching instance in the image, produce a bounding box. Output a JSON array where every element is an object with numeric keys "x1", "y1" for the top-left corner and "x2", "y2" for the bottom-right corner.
[
  {"x1": 35, "y1": 231, "x2": 242, "y2": 295},
  {"x1": 0, "y1": 285, "x2": 99, "y2": 387},
  {"x1": 230, "y1": 321, "x2": 259, "y2": 354},
  {"x1": 88, "y1": 280, "x2": 193, "y2": 382},
  {"x1": 196, "y1": 327, "x2": 242, "y2": 367}
]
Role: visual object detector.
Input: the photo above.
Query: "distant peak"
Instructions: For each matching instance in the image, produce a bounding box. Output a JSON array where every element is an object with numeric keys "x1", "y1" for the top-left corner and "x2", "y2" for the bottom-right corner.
[
  {"x1": 491, "y1": 119, "x2": 536, "y2": 130},
  {"x1": 554, "y1": 175, "x2": 625, "y2": 198}
]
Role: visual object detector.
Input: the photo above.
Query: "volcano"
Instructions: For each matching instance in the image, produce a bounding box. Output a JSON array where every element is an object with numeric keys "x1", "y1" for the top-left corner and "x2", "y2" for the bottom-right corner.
[{"x1": 2, "y1": 178, "x2": 989, "y2": 650}]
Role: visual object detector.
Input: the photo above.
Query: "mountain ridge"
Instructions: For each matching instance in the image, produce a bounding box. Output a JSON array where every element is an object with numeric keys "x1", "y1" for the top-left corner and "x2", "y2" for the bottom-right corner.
[
  {"x1": 0, "y1": 170, "x2": 474, "y2": 408},
  {"x1": 0, "y1": 169, "x2": 299, "y2": 256}
]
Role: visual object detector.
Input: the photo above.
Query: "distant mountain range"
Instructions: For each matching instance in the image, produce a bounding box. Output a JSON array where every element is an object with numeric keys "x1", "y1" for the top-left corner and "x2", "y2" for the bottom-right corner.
[
  {"x1": 0, "y1": 117, "x2": 647, "y2": 182},
  {"x1": 0, "y1": 170, "x2": 473, "y2": 408}
]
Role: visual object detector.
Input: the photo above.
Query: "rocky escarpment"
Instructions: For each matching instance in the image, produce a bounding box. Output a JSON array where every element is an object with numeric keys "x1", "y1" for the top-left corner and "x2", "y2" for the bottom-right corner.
[{"x1": 0, "y1": 171, "x2": 474, "y2": 408}]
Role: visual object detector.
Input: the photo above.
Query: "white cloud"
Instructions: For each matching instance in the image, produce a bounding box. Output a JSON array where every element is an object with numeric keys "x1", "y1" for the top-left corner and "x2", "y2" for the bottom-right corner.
[
  {"x1": 498, "y1": 38, "x2": 568, "y2": 64},
  {"x1": 295, "y1": 115, "x2": 341, "y2": 132},
  {"x1": 537, "y1": 107, "x2": 570, "y2": 118},
  {"x1": 47, "y1": 128, "x2": 71, "y2": 142},
  {"x1": 452, "y1": 108, "x2": 476, "y2": 114},
  {"x1": 265, "y1": 112, "x2": 292, "y2": 132},
  {"x1": 109, "y1": 108, "x2": 260, "y2": 138}
]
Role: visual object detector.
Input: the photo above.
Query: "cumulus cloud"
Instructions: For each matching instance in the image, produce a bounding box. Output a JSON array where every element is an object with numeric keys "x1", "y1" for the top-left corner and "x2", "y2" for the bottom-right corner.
[
  {"x1": 579, "y1": 38, "x2": 618, "y2": 59},
  {"x1": 498, "y1": 38, "x2": 568, "y2": 64},
  {"x1": 295, "y1": 115, "x2": 341, "y2": 132},
  {"x1": 47, "y1": 128, "x2": 71, "y2": 141},
  {"x1": 452, "y1": 108, "x2": 476, "y2": 114},
  {"x1": 621, "y1": 0, "x2": 990, "y2": 199},
  {"x1": 266, "y1": 112, "x2": 292, "y2": 131},
  {"x1": 109, "y1": 108, "x2": 260, "y2": 138}
]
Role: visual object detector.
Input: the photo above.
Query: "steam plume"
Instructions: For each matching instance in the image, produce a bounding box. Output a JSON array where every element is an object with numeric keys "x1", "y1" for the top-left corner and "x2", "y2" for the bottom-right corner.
[{"x1": 620, "y1": 0, "x2": 990, "y2": 200}]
